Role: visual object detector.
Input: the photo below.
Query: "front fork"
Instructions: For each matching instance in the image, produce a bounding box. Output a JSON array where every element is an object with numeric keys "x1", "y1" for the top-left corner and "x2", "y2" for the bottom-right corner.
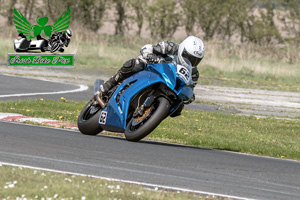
[
  {"x1": 132, "y1": 83, "x2": 179, "y2": 118},
  {"x1": 133, "y1": 91, "x2": 155, "y2": 118}
]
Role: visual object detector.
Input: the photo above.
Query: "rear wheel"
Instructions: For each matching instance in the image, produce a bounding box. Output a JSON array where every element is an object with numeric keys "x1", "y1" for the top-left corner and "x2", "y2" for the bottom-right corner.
[
  {"x1": 77, "y1": 100, "x2": 103, "y2": 135},
  {"x1": 125, "y1": 97, "x2": 170, "y2": 142}
]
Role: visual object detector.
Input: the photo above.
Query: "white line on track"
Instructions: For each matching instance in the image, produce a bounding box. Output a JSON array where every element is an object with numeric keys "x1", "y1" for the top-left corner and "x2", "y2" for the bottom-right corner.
[
  {"x1": 0, "y1": 161, "x2": 256, "y2": 200},
  {"x1": 0, "y1": 84, "x2": 88, "y2": 98},
  {"x1": 0, "y1": 73, "x2": 88, "y2": 98}
]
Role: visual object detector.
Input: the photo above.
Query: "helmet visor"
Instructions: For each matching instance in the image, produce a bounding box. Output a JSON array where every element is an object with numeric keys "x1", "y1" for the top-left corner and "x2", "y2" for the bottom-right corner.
[
  {"x1": 66, "y1": 30, "x2": 72, "y2": 38},
  {"x1": 182, "y1": 48, "x2": 202, "y2": 66}
]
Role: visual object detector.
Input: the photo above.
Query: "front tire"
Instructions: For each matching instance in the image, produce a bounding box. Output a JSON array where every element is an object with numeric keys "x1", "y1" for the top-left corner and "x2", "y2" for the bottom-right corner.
[
  {"x1": 50, "y1": 43, "x2": 60, "y2": 53},
  {"x1": 77, "y1": 100, "x2": 103, "y2": 135},
  {"x1": 125, "y1": 97, "x2": 170, "y2": 142}
]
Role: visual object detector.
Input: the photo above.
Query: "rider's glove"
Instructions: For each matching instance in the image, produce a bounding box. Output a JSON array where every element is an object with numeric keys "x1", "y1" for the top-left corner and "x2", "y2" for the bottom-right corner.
[
  {"x1": 192, "y1": 67, "x2": 199, "y2": 82},
  {"x1": 65, "y1": 38, "x2": 70, "y2": 47},
  {"x1": 146, "y1": 53, "x2": 160, "y2": 63}
]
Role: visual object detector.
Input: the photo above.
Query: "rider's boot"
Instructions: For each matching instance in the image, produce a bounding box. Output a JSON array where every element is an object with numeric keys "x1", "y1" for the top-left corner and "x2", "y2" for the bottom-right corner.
[
  {"x1": 101, "y1": 72, "x2": 122, "y2": 94},
  {"x1": 96, "y1": 71, "x2": 124, "y2": 107}
]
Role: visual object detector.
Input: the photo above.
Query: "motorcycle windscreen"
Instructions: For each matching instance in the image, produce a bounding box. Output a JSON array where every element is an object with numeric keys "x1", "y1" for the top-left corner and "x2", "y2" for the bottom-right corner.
[{"x1": 94, "y1": 79, "x2": 104, "y2": 94}]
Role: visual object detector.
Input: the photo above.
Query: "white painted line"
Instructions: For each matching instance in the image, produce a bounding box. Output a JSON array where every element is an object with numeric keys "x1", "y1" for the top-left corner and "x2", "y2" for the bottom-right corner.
[
  {"x1": 0, "y1": 120, "x2": 78, "y2": 132},
  {"x1": 0, "y1": 84, "x2": 88, "y2": 98},
  {"x1": 18, "y1": 117, "x2": 57, "y2": 123},
  {"x1": 0, "y1": 112, "x2": 23, "y2": 119},
  {"x1": 0, "y1": 73, "x2": 88, "y2": 98},
  {"x1": 0, "y1": 161, "x2": 256, "y2": 200},
  {"x1": 0, "y1": 113, "x2": 77, "y2": 129}
]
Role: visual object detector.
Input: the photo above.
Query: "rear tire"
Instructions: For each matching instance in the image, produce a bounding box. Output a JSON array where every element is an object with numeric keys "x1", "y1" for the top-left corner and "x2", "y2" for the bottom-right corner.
[
  {"x1": 77, "y1": 100, "x2": 103, "y2": 135},
  {"x1": 125, "y1": 97, "x2": 170, "y2": 142}
]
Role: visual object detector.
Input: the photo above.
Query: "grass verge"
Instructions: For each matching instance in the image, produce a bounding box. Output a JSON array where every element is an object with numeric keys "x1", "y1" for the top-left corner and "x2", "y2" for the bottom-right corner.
[
  {"x1": 0, "y1": 164, "x2": 223, "y2": 200},
  {"x1": 0, "y1": 98, "x2": 82, "y2": 123},
  {"x1": 0, "y1": 99, "x2": 299, "y2": 161}
]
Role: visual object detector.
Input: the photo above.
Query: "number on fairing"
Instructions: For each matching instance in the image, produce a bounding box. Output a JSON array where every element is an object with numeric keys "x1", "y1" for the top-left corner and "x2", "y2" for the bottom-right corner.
[
  {"x1": 179, "y1": 67, "x2": 189, "y2": 80},
  {"x1": 177, "y1": 65, "x2": 190, "y2": 83},
  {"x1": 99, "y1": 111, "x2": 107, "y2": 124}
]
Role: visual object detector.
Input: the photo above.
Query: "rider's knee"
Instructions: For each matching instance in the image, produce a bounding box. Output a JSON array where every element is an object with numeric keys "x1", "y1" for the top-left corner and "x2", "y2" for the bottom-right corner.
[
  {"x1": 132, "y1": 58, "x2": 145, "y2": 73},
  {"x1": 121, "y1": 58, "x2": 145, "y2": 76}
]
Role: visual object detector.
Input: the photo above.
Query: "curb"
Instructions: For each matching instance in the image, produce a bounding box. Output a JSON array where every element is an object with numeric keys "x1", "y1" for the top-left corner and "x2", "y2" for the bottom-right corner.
[{"x1": 0, "y1": 112, "x2": 78, "y2": 130}]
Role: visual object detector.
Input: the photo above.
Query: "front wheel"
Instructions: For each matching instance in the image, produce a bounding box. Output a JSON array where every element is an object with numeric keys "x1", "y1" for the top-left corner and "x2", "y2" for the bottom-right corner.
[
  {"x1": 77, "y1": 100, "x2": 103, "y2": 135},
  {"x1": 125, "y1": 97, "x2": 170, "y2": 142},
  {"x1": 50, "y1": 43, "x2": 60, "y2": 53}
]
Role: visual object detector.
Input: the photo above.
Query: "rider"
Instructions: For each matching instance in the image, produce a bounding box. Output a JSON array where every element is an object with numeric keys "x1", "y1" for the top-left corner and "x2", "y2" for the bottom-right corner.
[{"x1": 98, "y1": 36, "x2": 205, "y2": 112}]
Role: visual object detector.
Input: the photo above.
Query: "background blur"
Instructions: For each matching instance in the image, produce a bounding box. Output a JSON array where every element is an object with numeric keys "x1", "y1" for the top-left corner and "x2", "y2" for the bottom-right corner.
[{"x1": 0, "y1": 0, "x2": 299, "y2": 91}]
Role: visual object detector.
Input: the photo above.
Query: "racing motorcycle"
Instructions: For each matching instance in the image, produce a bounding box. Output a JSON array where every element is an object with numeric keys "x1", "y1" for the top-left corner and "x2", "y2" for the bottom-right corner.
[{"x1": 77, "y1": 56, "x2": 195, "y2": 142}]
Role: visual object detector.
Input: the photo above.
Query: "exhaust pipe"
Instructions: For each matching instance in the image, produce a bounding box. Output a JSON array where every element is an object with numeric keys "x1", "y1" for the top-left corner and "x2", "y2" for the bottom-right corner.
[{"x1": 95, "y1": 92, "x2": 106, "y2": 109}]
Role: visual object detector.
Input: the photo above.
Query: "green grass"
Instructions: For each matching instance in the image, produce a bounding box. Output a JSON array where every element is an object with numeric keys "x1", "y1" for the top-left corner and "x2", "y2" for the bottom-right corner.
[
  {"x1": 0, "y1": 99, "x2": 299, "y2": 161},
  {"x1": 0, "y1": 164, "x2": 217, "y2": 200},
  {"x1": 0, "y1": 98, "x2": 82, "y2": 123},
  {"x1": 198, "y1": 63, "x2": 300, "y2": 92},
  {"x1": 151, "y1": 110, "x2": 300, "y2": 160},
  {"x1": 199, "y1": 41, "x2": 300, "y2": 92}
]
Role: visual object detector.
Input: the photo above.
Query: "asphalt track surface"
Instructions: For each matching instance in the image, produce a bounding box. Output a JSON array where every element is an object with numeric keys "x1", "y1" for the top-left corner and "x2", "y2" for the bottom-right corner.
[
  {"x1": 0, "y1": 74, "x2": 92, "y2": 101},
  {"x1": 1, "y1": 73, "x2": 300, "y2": 200}
]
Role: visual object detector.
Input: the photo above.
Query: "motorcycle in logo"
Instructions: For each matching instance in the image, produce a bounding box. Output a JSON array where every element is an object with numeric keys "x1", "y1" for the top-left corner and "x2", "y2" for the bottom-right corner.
[{"x1": 13, "y1": 8, "x2": 72, "y2": 53}]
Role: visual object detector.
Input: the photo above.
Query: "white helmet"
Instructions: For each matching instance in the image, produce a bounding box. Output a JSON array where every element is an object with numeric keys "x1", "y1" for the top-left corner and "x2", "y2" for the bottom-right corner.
[
  {"x1": 66, "y1": 29, "x2": 72, "y2": 39},
  {"x1": 178, "y1": 36, "x2": 205, "y2": 67}
]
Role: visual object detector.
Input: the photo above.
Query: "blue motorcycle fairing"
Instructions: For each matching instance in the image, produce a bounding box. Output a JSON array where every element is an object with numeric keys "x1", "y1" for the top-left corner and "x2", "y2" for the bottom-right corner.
[
  {"x1": 99, "y1": 62, "x2": 176, "y2": 131},
  {"x1": 178, "y1": 85, "x2": 194, "y2": 101},
  {"x1": 98, "y1": 62, "x2": 191, "y2": 131}
]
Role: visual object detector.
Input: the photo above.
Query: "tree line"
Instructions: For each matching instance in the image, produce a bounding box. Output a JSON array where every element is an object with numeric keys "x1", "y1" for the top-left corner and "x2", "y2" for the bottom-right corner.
[{"x1": 1, "y1": 0, "x2": 299, "y2": 45}]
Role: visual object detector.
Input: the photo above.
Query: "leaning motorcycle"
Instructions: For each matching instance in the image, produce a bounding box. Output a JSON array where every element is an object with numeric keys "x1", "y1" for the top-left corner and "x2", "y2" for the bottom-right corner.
[{"x1": 77, "y1": 56, "x2": 195, "y2": 142}]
